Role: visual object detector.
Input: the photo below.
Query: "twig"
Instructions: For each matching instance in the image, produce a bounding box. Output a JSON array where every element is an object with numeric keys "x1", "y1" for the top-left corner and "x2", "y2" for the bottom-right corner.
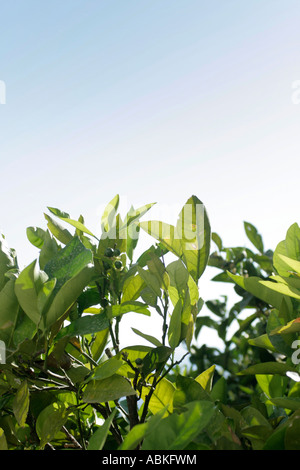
[
  {"x1": 69, "y1": 341, "x2": 98, "y2": 368},
  {"x1": 161, "y1": 291, "x2": 169, "y2": 345},
  {"x1": 156, "y1": 352, "x2": 189, "y2": 385},
  {"x1": 62, "y1": 426, "x2": 82, "y2": 449},
  {"x1": 96, "y1": 281, "x2": 119, "y2": 353}
]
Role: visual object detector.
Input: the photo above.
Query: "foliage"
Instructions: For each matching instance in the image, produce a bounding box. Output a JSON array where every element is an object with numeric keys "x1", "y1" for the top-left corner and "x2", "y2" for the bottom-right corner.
[
  {"x1": 1, "y1": 195, "x2": 300, "y2": 450},
  {"x1": 189, "y1": 220, "x2": 300, "y2": 449}
]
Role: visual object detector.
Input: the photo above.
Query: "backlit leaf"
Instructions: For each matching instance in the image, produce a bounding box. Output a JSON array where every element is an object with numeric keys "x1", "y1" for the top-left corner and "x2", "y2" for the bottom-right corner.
[
  {"x1": 244, "y1": 222, "x2": 264, "y2": 253},
  {"x1": 36, "y1": 402, "x2": 70, "y2": 449},
  {"x1": 13, "y1": 380, "x2": 29, "y2": 427},
  {"x1": 176, "y1": 195, "x2": 211, "y2": 282},
  {"x1": 82, "y1": 374, "x2": 136, "y2": 403},
  {"x1": 88, "y1": 409, "x2": 117, "y2": 450},
  {"x1": 47, "y1": 207, "x2": 98, "y2": 240}
]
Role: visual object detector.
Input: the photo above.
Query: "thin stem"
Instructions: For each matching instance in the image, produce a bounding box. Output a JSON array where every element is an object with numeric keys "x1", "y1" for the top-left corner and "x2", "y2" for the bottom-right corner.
[
  {"x1": 96, "y1": 280, "x2": 119, "y2": 353},
  {"x1": 69, "y1": 341, "x2": 98, "y2": 368},
  {"x1": 62, "y1": 425, "x2": 82, "y2": 449},
  {"x1": 156, "y1": 352, "x2": 190, "y2": 385},
  {"x1": 76, "y1": 393, "x2": 87, "y2": 450},
  {"x1": 140, "y1": 375, "x2": 158, "y2": 424},
  {"x1": 114, "y1": 316, "x2": 121, "y2": 352},
  {"x1": 161, "y1": 290, "x2": 169, "y2": 345}
]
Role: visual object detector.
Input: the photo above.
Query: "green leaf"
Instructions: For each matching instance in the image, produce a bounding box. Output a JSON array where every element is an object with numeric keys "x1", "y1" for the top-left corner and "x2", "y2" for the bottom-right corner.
[
  {"x1": 244, "y1": 222, "x2": 264, "y2": 253},
  {"x1": 166, "y1": 259, "x2": 189, "y2": 295},
  {"x1": 0, "y1": 238, "x2": 17, "y2": 291},
  {"x1": 44, "y1": 236, "x2": 93, "y2": 295},
  {"x1": 188, "y1": 274, "x2": 199, "y2": 305},
  {"x1": 266, "y1": 309, "x2": 293, "y2": 356},
  {"x1": 36, "y1": 402, "x2": 70, "y2": 449},
  {"x1": 195, "y1": 365, "x2": 215, "y2": 393},
  {"x1": 168, "y1": 300, "x2": 183, "y2": 349},
  {"x1": 273, "y1": 274, "x2": 300, "y2": 291},
  {"x1": 273, "y1": 223, "x2": 300, "y2": 277},
  {"x1": 44, "y1": 214, "x2": 73, "y2": 245},
  {"x1": 13, "y1": 380, "x2": 29, "y2": 427},
  {"x1": 126, "y1": 222, "x2": 139, "y2": 262},
  {"x1": 139, "y1": 221, "x2": 183, "y2": 258},
  {"x1": 13, "y1": 313, "x2": 37, "y2": 347},
  {"x1": 91, "y1": 328, "x2": 109, "y2": 362},
  {"x1": 82, "y1": 374, "x2": 136, "y2": 403},
  {"x1": 241, "y1": 406, "x2": 272, "y2": 429},
  {"x1": 123, "y1": 202, "x2": 156, "y2": 229},
  {"x1": 0, "y1": 428, "x2": 8, "y2": 450},
  {"x1": 146, "y1": 253, "x2": 169, "y2": 291},
  {"x1": 47, "y1": 207, "x2": 98, "y2": 240},
  {"x1": 38, "y1": 230, "x2": 59, "y2": 270},
  {"x1": 176, "y1": 195, "x2": 211, "y2": 282},
  {"x1": 173, "y1": 375, "x2": 212, "y2": 412},
  {"x1": 142, "y1": 400, "x2": 216, "y2": 450},
  {"x1": 211, "y1": 376, "x2": 228, "y2": 403},
  {"x1": 37, "y1": 278, "x2": 57, "y2": 317},
  {"x1": 227, "y1": 272, "x2": 296, "y2": 310},
  {"x1": 55, "y1": 313, "x2": 109, "y2": 341},
  {"x1": 15, "y1": 260, "x2": 48, "y2": 326},
  {"x1": 65, "y1": 364, "x2": 90, "y2": 385},
  {"x1": 166, "y1": 259, "x2": 190, "y2": 309},
  {"x1": 119, "y1": 408, "x2": 166, "y2": 451},
  {"x1": 270, "y1": 317, "x2": 300, "y2": 336},
  {"x1": 116, "y1": 345, "x2": 152, "y2": 371},
  {"x1": 284, "y1": 410, "x2": 300, "y2": 449},
  {"x1": 137, "y1": 266, "x2": 161, "y2": 297},
  {"x1": 141, "y1": 346, "x2": 172, "y2": 377},
  {"x1": 248, "y1": 334, "x2": 277, "y2": 352},
  {"x1": 88, "y1": 408, "x2": 117, "y2": 450},
  {"x1": 263, "y1": 425, "x2": 286, "y2": 450},
  {"x1": 121, "y1": 273, "x2": 146, "y2": 303},
  {"x1": 241, "y1": 425, "x2": 272, "y2": 449},
  {"x1": 26, "y1": 226, "x2": 47, "y2": 249},
  {"x1": 84, "y1": 357, "x2": 124, "y2": 383},
  {"x1": 239, "y1": 362, "x2": 297, "y2": 376},
  {"x1": 141, "y1": 377, "x2": 175, "y2": 415},
  {"x1": 45, "y1": 264, "x2": 95, "y2": 329},
  {"x1": 131, "y1": 328, "x2": 162, "y2": 347},
  {"x1": 256, "y1": 374, "x2": 287, "y2": 399},
  {"x1": 119, "y1": 422, "x2": 149, "y2": 450},
  {"x1": 0, "y1": 278, "x2": 20, "y2": 347},
  {"x1": 276, "y1": 254, "x2": 300, "y2": 275},
  {"x1": 269, "y1": 397, "x2": 300, "y2": 411},
  {"x1": 101, "y1": 194, "x2": 119, "y2": 232},
  {"x1": 106, "y1": 301, "x2": 151, "y2": 319},
  {"x1": 212, "y1": 232, "x2": 223, "y2": 251}
]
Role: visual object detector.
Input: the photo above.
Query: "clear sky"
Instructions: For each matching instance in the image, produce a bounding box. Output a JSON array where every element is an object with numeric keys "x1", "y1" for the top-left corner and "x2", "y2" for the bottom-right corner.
[{"x1": 1, "y1": 0, "x2": 300, "y2": 348}]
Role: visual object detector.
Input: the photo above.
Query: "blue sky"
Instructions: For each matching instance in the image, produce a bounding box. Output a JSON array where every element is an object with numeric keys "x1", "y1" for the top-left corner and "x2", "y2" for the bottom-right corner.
[{"x1": 1, "y1": 1, "x2": 300, "y2": 346}]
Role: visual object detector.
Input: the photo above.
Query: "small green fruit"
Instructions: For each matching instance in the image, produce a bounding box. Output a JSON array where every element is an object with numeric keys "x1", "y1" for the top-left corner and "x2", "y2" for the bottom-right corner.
[
  {"x1": 104, "y1": 247, "x2": 114, "y2": 258},
  {"x1": 114, "y1": 260, "x2": 122, "y2": 270},
  {"x1": 113, "y1": 248, "x2": 121, "y2": 256},
  {"x1": 135, "y1": 358, "x2": 143, "y2": 367}
]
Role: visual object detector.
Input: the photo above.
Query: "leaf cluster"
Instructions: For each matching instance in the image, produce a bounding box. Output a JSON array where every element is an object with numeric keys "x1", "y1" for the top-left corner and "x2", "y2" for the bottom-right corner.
[{"x1": 1, "y1": 198, "x2": 300, "y2": 450}]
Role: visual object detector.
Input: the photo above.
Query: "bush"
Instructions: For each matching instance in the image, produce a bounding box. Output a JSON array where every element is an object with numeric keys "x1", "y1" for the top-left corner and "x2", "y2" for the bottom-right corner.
[{"x1": 0, "y1": 195, "x2": 300, "y2": 450}]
